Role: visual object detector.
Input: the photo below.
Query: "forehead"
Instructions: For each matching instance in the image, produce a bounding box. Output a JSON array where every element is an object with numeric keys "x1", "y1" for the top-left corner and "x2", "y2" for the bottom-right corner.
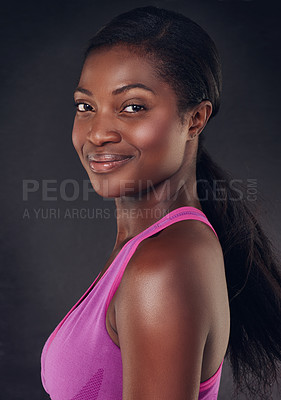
[{"x1": 78, "y1": 45, "x2": 173, "y2": 97}]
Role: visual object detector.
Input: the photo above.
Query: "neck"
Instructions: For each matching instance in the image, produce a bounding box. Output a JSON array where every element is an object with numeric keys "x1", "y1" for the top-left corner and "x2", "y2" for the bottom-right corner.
[{"x1": 113, "y1": 151, "x2": 201, "y2": 247}]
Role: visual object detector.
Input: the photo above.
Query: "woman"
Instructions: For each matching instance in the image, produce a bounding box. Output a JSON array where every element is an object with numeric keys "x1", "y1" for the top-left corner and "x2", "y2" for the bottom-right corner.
[{"x1": 41, "y1": 6, "x2": 281, "y2": 400}]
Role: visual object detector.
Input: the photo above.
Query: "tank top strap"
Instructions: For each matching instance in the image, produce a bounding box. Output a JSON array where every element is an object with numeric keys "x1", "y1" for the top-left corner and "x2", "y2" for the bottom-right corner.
[{"x1": 105, "y1": 206, "x2": 217, "y2": 314}]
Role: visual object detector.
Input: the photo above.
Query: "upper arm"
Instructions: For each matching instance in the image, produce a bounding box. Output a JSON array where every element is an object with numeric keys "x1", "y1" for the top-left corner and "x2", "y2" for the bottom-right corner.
[{"x1": 115, "y1": 235, "x2": 217, "y2": 400}]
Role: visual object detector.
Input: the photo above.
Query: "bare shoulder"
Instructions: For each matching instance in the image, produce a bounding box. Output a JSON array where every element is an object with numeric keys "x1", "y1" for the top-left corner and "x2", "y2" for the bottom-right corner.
[
  {"x1": 116, "y1": 218, "x2": 225, "y2": 303},
  {"x1": 114, "y1": 219, "x2": 229, "y2": 399}
]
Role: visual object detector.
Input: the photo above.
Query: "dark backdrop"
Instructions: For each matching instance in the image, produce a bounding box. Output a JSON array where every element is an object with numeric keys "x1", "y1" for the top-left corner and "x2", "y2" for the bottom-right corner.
[{"x1": 1, "y1": 0, "x2": 280, "y2": 399}]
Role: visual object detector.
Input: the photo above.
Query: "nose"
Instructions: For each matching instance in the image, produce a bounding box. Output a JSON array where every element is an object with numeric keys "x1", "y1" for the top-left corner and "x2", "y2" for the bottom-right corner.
[{"x1": 86, "y1": 113, "x2": 121, "y2": 146}]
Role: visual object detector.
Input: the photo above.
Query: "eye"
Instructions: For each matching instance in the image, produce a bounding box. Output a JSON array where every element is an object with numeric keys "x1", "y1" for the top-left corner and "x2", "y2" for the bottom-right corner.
[
  {"x1": 122, "y1": 104, "x2": 146, "y2": 113},
  {"x1": 74, "y1": 102, "x2": 93, "y2": 112}
]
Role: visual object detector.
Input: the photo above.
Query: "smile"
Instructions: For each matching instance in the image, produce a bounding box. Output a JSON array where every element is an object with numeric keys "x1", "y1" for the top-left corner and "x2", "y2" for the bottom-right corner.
[{"x1": 88, "y1": 156, "x2": 134, "y2": 173}]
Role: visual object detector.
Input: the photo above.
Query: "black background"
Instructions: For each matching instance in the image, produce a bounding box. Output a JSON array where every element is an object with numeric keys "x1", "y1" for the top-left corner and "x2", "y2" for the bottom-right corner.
[{"x1": 1, "y1": 0, "x2": 280, "y2": 398}]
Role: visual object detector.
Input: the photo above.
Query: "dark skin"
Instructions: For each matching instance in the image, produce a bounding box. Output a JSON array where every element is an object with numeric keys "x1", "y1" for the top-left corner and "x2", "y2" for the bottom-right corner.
[{"x1": 72, "y1": 45, "x2": 230, "y2": 399}]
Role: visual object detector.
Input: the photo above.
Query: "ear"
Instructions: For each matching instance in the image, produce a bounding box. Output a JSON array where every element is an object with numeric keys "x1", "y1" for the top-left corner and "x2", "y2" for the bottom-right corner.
[{"x1": 186, "y1": 100, "x2": 213, "y2": 141}]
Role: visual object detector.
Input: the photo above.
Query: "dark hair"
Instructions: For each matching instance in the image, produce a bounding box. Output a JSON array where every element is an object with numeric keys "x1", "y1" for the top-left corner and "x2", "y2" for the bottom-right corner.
[{"x1": 84, "y1": 6, "x2": 281, "y2": 399}]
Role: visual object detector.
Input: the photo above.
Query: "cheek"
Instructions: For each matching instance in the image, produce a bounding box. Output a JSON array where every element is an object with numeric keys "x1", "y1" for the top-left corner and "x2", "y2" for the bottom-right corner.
[
  {"x1": 132, "y1": 110, "x2": 186, "y2": 181},
  {"x1": 72, "y1": 118, "x2": 85, "y2": 153},
  {"x1": 134, "y1": 110, "x2": 183, "y2": 155}
]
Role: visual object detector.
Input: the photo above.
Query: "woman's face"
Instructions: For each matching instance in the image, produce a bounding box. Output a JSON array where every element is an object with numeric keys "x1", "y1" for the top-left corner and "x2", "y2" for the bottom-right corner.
[{"x1": 72, "y1": 45, "x2": 190, "y2": 198}]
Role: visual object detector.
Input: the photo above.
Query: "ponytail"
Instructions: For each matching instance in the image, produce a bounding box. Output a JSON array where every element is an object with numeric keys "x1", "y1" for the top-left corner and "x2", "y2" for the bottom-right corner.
[{"x1": 196, "y1": 137, "x2": 281, "y2": 398}]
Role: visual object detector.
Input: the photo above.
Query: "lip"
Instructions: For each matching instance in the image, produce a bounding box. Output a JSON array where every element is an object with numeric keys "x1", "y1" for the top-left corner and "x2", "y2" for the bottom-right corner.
[
  {"x1": 88, "y1": 155, "x2": 134, "y2": 173},
  {"x1": 88, "y1": 154, "x2": 133, "y2": 162}
]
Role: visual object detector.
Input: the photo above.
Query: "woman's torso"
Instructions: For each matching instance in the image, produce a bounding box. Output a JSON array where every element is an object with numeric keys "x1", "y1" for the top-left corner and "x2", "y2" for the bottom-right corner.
[{"x1": 41, "y1": 206, "x2": 229, "y2": 400}]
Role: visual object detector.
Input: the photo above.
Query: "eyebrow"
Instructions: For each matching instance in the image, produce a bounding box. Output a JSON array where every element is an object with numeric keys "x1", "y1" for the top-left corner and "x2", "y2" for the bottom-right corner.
[
  {"x1": 112, "y1": 83, "x2": 155, "y2": 95},
  {"x1": 74, "y1": 83, "x2": 155, "y2": 97}
]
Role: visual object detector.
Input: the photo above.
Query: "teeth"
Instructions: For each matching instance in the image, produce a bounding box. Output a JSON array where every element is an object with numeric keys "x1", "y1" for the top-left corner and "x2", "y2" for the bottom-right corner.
[{"x1": 89, "y1": 154, "x2": 131, "y2": 162}]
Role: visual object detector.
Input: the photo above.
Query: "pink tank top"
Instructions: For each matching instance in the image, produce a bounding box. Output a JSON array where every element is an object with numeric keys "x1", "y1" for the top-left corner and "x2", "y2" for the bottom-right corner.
[{"x1": 41, "y1": 206, "x2": 224, "y2": 400}]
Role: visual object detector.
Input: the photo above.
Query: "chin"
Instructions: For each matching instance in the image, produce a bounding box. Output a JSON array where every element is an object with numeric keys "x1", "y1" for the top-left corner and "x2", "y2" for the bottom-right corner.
[{"x1": 88, "y1": 178, "x2": 140, "y2": 199}]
